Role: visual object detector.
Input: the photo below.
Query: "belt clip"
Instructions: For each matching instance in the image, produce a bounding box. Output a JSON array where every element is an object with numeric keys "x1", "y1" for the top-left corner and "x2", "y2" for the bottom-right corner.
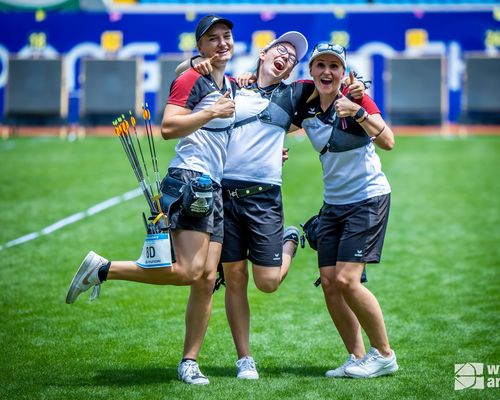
[{"x1": 228, "y1": 189, "x2": 239, "y2": 198}]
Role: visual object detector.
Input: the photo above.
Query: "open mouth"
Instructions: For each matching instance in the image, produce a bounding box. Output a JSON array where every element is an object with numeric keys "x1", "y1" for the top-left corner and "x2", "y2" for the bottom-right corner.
[
  {"x1": 217, "y1": 49, "x2": 230, "y2": 57},
  {"x1": 320, "y1": 77, "x2": 333, "y2": 85},
  {"x1": 273, "y1": 59, "x2": 286, "y2": 72}
]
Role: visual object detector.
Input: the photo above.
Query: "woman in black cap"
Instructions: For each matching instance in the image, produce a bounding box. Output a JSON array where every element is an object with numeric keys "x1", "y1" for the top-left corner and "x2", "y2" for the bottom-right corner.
[{"x1": 65, "y1": 15, "x2": 236, "y2": 386}]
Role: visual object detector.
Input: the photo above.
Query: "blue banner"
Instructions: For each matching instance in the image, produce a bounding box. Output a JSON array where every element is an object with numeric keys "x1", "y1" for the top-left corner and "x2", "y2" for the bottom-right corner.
[{"x1": 0, "y1": 10, "x2": 498, "y2": 122}]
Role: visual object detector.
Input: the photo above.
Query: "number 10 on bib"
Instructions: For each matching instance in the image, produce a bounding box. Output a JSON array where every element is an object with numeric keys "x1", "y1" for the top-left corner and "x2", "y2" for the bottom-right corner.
[{"x1": 136, "y1": 233, "x2": 172, "y2": 268}]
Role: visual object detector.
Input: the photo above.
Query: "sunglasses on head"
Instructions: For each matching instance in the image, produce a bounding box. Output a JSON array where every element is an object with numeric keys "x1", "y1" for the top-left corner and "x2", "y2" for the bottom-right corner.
[{"x1": 313, "y1": 43, "x2": 345, "y2": 56}]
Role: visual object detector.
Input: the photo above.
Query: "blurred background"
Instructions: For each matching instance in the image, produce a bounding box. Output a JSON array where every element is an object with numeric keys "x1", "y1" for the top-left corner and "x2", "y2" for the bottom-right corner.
[{"x1": 0, "y1": 0, "x2": 499, "y2": 135}]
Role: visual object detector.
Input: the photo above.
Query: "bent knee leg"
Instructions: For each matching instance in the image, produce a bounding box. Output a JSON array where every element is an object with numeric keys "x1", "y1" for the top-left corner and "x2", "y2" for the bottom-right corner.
[{"x1": 253, "y1": 266, "x2": 280, "y2": 293}]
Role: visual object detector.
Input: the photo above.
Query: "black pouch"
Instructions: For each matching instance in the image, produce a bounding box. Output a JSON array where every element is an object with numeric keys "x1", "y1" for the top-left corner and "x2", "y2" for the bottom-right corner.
[
  {"x1": 300, "y1": 214, "x2": 320, "y2": 251},
  {"x1": 160, "y1": 175, "x2": 184, "y2": 216},
  {"x1": 300, "y1": 212, "x2": 368, "y2": 287}
]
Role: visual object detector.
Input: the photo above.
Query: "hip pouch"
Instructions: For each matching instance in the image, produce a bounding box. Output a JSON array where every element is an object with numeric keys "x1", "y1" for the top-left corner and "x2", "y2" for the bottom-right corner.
[{"x1": 181, "y1": 177, "x2": 214, "y2": 218}]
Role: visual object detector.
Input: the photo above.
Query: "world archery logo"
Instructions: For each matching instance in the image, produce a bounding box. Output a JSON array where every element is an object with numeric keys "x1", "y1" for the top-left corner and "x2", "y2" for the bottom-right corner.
[{"x1": 455, "y1": 363, "x2": 484, "y2": 390}]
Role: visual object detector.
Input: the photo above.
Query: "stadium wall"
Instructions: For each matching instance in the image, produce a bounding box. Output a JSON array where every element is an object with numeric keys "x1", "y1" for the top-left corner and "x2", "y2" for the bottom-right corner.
[{"x1": 0, "y1": 8, "x2": 498, "y2": 124}]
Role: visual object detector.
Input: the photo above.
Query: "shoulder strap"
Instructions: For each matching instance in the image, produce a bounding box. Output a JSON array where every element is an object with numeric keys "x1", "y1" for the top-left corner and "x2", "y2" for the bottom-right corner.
[
  {"x1": 319, "y1": 115, "x2": 342, "y2": 156},
  {"x1": 318, "y1": 91, "x2": 357, "y2": 155},
  {"x1": 233, "y1": 115, "x2": 259, "y2": 129},
  {"x1": 228, "y1": 77, "x2": 238, "y2": 100}
]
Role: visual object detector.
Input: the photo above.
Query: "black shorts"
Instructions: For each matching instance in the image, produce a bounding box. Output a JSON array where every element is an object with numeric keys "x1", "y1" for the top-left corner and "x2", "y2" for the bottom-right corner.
[
  {"x1": 221, "y1": 179, "x2": 283, "y2": 266},
  {"x1": 317, "y1": 194, "x2": 390, "y2": 267},
  {"x1": 164, "y1": 168, "x2": 224, "y2": 243}
]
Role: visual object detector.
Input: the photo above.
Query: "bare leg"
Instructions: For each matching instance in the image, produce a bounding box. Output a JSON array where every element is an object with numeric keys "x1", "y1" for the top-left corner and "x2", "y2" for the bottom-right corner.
[
  {"x1": 182, "y1": 241, "x2": 221, "y2": 359},
  {"x1": 320, "y1": 266, "x2": 365, "y2": 358},
  {"x1": 335, "y1": 262, "x2": 391, "y2": 357},
  {"x1": 223, "y1": 260, "x2": 250, "y2": 359},
  {"x1": 251, "y1": 239, "x2": 297, "y2": 293},
  {"x1": 107, "y1": 229, "x2": 209, "y2": 285}
]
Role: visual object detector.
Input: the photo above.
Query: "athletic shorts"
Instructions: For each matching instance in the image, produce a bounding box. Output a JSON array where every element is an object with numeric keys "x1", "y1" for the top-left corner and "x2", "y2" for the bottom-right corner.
[
  {"x1": 317, "y1": 194, "x2": 390, "y2": 267},
  {"x1": 221, "y1": 179, "x2": 283, "y2": 266},
  {"x1": 164, "y1": 167, "x2": 224, "y2": 243}
]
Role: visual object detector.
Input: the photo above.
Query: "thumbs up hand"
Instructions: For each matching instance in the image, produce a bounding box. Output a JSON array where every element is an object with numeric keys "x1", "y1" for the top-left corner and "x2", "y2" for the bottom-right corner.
[
  {"x1": 346, "y1": 70, "x2": 365, "y2": 100},
  {"x1": 210, "y1": 91, "x2": 235, "y2": 118}
]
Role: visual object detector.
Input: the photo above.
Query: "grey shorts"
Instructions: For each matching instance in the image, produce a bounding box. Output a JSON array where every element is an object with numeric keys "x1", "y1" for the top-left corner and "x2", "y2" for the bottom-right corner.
[
  {"x1": 317, "y1": 194, "x2": 390, "y2": 267},
  {"x1": 162, "y1": 167, "x2": 224, "y2": 243},
  {"x1": 221, "y1": 179, "x2": 283, "y2": 266}
]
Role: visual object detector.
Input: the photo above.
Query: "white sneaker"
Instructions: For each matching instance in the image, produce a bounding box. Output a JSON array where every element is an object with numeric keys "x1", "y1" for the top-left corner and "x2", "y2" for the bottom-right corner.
[
  {"x1": 345, "y1": 347, "x2": 399, "y2": 378},
  {"x1": 236, "y1": 356, "x2": 259, "y2": 379},
  {"x1": 178, "y1": 360, "x2": 209, "y2": 385},
  {"x1": 325, "y1": 354, "x2": 359, "y2": 378},
  {"x1": 65, "y1": 251, "x2": 108, "y2": 304}
]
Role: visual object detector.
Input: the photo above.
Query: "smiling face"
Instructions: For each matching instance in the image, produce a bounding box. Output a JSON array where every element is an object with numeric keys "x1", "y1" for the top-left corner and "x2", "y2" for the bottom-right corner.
[
  {"x1": 197, "y1": 22, "x2": 234, "y2": 65},
  {"x1": 309, "y1": 53, "x2": 345, "y2": 97},
  {"x1": 258, "y1": 41, "x2": 297, "y2": 83}
]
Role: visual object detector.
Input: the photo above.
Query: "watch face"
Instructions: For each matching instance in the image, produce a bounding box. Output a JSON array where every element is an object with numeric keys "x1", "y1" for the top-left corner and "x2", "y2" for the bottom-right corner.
[{"x1": 355, "y1": 108, "x2": 366, "y2": 120}]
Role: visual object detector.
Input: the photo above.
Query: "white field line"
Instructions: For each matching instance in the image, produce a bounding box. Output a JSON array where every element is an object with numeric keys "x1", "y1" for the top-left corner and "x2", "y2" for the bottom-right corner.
[{"x1": 0, "y1": 188, "x2": 142, "y2": 252}]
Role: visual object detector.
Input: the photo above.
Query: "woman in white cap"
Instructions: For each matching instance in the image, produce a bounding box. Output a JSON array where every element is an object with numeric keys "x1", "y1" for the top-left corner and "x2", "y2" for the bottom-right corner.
[
  {"x1": 293, "y1": 42, "x2": 397, "y2": 379},
  {"x1": 188, "y1": 31, "x2": 312, "y2": 380},
  {"x1": 65, "y1": 15, "x2": 236, "y2": 386},
  {"x1": 217, "y1": 31, "x2": 309, "y2": 380},
  {"x1": 189, "y1": 34, "x2": 366, "y2": 380}
]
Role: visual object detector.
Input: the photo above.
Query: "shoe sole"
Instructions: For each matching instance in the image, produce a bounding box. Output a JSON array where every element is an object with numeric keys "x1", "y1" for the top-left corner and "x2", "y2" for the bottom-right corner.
[
  {"x1": 184, "y1": 380, "x2": 210, "y2": 385},
  {"x1": 347, "y1": 360, "x2": 399, "y2": 379},
  {"x1": 65, "y1": 251, "x2": 97, "y2": 304},
  {"x1": 179, "y1": 375, "x2": 210, "y2": 385},
  {"x1": 325, "y1": 371, "x2": 348, "y2": 378},
  {"x1": 237, "y1": 374, "x2": 259, "y2": 379}
]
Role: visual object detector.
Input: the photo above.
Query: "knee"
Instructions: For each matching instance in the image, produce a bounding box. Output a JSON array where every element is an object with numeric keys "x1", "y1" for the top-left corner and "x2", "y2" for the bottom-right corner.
[
  {"x1": 321, "y1": 275, "x2": 346, "y2": 299},
  {"x1": 181, "y1": 269, "x2": 203, "y2": 285},
  {"x1": 334, "y1": 274, "x2": 357, "y2": 292},
  {"x1": 178, "y1": 261, "x2": 206, "y2": 284},
  {"x1": 193, "y1": 273, "x2": 217, "y2": 293},
  {"x1": 224, "y1": 268, "x2": 248, "y2": 292},
  {"x1": 320, "y1": 274, "x2": 336, "y2": 292},
  {"x1": 254, "y1": 277, "x2": 279, "y2": 293}
]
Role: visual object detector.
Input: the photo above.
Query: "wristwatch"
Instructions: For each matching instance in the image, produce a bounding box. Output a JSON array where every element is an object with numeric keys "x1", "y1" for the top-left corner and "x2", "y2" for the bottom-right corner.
[{"x1": 354, "y1": 107, "x2": 367, "y2": 122}]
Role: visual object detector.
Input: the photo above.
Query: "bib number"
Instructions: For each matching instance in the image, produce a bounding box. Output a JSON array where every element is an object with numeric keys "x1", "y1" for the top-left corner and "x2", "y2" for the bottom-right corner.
[{"x1": 136, "y1": 233, "x2": 172, "y2": 268}]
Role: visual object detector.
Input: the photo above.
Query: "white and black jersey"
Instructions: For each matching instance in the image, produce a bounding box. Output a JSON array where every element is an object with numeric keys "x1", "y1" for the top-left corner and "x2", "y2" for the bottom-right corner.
[
  {"x1": 223, "y1": 81, "x2": 313, "y2": 185},
  {"x1": 167, "y1": 68, "x2": 236, "y2": 185},
  {"x1": 294, "y1": 86, "x2": 391, "y2": 205}
]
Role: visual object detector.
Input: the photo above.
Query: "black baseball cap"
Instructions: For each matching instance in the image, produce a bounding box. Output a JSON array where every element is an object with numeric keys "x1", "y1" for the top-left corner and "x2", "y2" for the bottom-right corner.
[{"x1": 195, "y1": 15, "x2": 234, "y2": 42}]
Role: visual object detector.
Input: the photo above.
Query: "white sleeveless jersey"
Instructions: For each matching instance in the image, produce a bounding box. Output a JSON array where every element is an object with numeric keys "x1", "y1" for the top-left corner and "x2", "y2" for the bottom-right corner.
[{"x1": 223, "y1": 82, "x2": 306, "y2": 185}]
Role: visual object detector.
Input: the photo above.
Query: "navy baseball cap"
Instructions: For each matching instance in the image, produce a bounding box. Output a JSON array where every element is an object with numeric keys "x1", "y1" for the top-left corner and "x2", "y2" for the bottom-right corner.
[{"x1": 195, "y1": 15, "x2": 234, "y2": 42}]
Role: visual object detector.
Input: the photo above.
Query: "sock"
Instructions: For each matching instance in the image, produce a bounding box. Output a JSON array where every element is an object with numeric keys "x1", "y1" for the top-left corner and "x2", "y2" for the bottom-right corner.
[
  {"x1": 181, "y1": 358, "x2": 196, "y2": 363},
  {"x1": 98, "y1": 262, "x2": 111, "y2": 282}
]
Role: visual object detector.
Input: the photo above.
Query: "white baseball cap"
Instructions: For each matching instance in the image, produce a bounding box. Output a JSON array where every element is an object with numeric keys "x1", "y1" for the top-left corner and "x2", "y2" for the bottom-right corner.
[
  {"x1": 264, "y1": 31, "x2": 309, "y2": 62},
  {"x1": 309, "y1": 43, "x2": 347, "y2": 69}
]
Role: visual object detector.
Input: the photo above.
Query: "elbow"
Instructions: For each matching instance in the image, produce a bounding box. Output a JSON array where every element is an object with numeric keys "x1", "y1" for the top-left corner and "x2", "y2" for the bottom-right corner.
[
  {"x1": 160, "y1": 124, "x2": 172, "y2": 140},
  {"x1": 385, "y1": 138, "x2": 395, "y2": 151}
]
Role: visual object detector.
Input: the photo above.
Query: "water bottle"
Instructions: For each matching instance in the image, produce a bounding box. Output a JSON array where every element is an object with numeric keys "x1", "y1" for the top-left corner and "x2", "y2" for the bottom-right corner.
[{"x1": 182, "y1": 173, "x2": 214, "y2": 217}]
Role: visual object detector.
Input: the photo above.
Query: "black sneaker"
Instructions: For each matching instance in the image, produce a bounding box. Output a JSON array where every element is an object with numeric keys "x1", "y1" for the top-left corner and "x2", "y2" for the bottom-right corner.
[{"x1": 284, "y1": 226, "x2": 299, "y2": 257}]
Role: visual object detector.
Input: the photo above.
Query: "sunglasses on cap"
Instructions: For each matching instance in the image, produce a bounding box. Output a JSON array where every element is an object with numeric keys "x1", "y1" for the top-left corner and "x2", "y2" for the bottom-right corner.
[{"x1": 313, "y1": 43, "x2": 346, "y2": 56}]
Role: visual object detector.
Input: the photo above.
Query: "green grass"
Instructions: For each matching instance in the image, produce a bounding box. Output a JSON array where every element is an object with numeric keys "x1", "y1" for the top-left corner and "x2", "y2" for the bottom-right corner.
[{"x1": 1, "y1": 134, "x2": 499, "y2": 399}]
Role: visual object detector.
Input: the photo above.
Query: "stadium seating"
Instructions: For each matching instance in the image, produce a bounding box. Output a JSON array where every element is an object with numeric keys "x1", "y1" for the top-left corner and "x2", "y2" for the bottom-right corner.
[{"x1": 137, "y1": 0, "x2": 498, "y2": 4}]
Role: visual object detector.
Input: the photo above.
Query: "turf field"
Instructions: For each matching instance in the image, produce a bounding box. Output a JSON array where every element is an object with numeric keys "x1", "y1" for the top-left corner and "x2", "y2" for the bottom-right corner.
[{"x1": 1, "y1": 132, "x2": 499, "y2": 399}]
